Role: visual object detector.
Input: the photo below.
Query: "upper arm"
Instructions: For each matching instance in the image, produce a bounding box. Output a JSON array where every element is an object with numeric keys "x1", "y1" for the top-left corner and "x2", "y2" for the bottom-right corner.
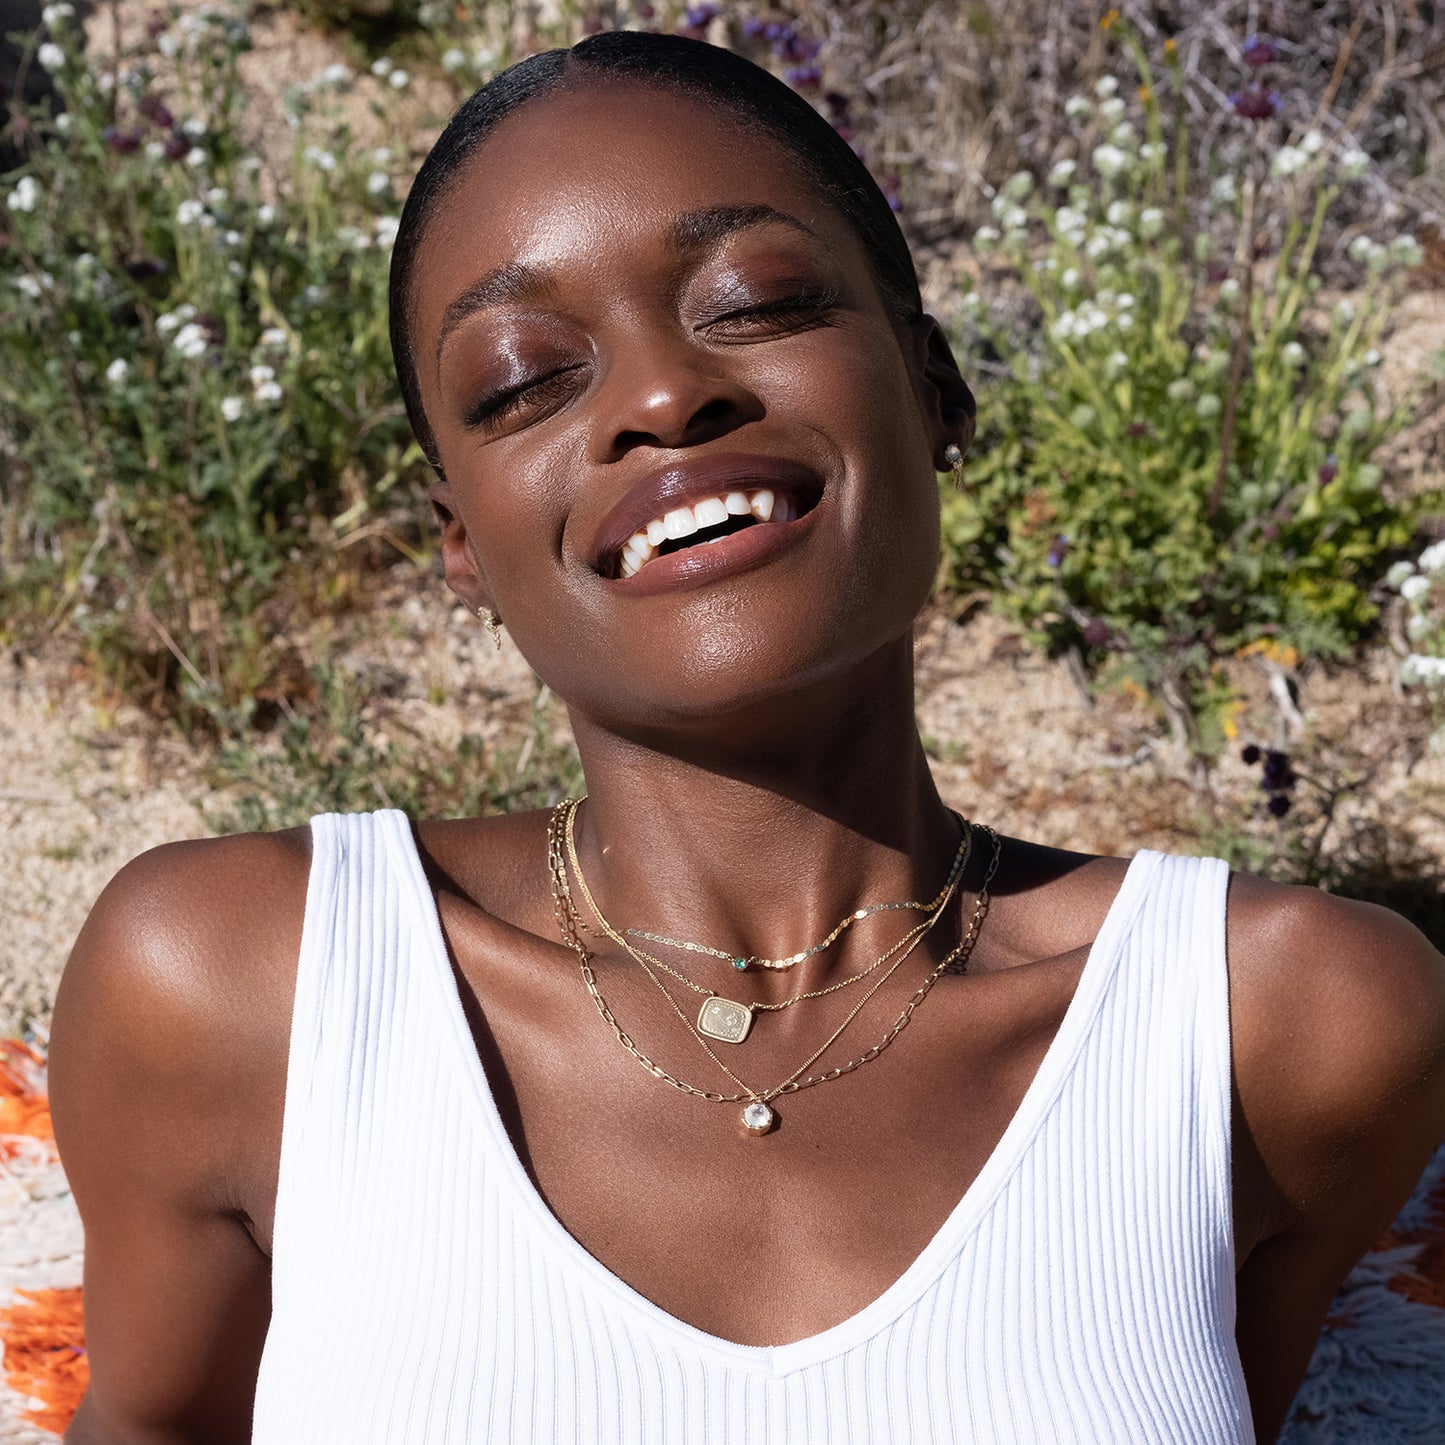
[
  {"x1": 1227, "y1": 877, "x2": 1445, "y2": 1441},
  {"x1": 49, "y1": 832, "x2": 309, "y2": 1444}
]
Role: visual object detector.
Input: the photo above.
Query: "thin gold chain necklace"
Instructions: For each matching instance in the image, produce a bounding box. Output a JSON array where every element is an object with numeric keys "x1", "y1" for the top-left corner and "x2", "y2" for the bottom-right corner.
[
  {"x1": 626, "y1": 826, "x2": 972, "y2": 973},
  {"x1": 565, "y1": 798, "x2": 972, "y2": 1044},
  {"x1": 547, "y1": 798, "x2": 1001, "y2": 1136}
]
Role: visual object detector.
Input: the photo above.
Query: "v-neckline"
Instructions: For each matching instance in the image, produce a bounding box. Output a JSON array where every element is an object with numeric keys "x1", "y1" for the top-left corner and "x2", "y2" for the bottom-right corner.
[{"x1": 385, "y1": 811, "x2": 1157, "y2": 1378}]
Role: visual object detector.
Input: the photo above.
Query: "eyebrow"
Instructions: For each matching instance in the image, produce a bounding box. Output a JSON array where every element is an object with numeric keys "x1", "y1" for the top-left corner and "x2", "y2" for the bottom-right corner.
[{"x1": 432, "y1": 204, "x2": 817, "y2": 372}]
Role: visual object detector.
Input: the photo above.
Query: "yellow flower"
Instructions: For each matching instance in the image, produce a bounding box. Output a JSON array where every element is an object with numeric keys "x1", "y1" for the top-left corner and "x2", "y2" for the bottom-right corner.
[{"x1": 1100, "y1": 8, "x2": 1120, "y2": 30}]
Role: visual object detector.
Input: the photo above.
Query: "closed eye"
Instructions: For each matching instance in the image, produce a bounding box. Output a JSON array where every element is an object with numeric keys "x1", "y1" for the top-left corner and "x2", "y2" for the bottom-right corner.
[
  {"x1": 702, "y1": 287, "x2": 841, "y2": 339},
  {"x1": 464, "y1": 365, "x2": 585, "y2": 432}
]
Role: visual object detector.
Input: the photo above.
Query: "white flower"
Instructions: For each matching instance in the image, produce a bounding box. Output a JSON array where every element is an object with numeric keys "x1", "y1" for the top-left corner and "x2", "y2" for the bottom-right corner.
[
  {"x1": 1364, "y1": 348, "x2": 1381, "y2": 367},
  {"x1": 1105, "y1": 199, "x2": 1131, "y2": 226},
  {"x1": 442, "y1": 47, "x2": 466, "y2": 72},
  {"x1": 1099, "y1": 96, "x2": 1126, "y2": 122},
  {"x1": 1052, "y1": 310, "x2": 1078, "y2": 341},
  {"x1": 259, "y1": 326, "x2": 288, "y2": 347},
  {"x1": 156, "y1": 303, "x2": 194, "y2": 334},
  {"x1": 206, "y1": 185, "x2": 228, "y2": 206},
  {"x1": 239, "y1": 155, "x2": 262, "y2": 174},
  {"x1": 1138, "y1": 207, "x2": 1165, "y2": 238},
  {"x1": 1347, "y1": 235, "x2": 1379, "y2": 263},
  {"x1": 146, "y1": 140, "x2": 165, "y2": 160},
  {"x1": 1271, "y1": 146, "x2": 1309, "y2": 179},
  {"x1": 320, "y1": 62, "x2": 352, "y2": 86},
  {"x1": 185, "y1": 146, "x2": 207, "y2": 168},
  {"x1": 14, "y1": 275, "x2": 43, "y2": 298},
  {"x1": 1417, "y1": 541, "x2": 1445, "y2": 574},
  {"x1": 303, "y1": 146, "x2": 337, "y2": 171},
  {"x1": 1139, "y1": 142, "x2": 1165, "y2": 164},
  {"x1": 1054, "y1": 205, "x2": 1086, "y2": 235},
  {"x1": 54, "y1": 112, "x2": 71, "y2": 133},
  {"x1": 1166, "y1": 378, "x2": 1195, "y2": 403},
  {"x1": 1401, "y1": 574, "x2": 1432, "y2": 603},
  {"x1": 1338, "y1": 147, "x2": 1368, "y2": 179},
  {"x1": 1105, "y1": 350, "x2": 1129, "y2": 375},
  {"x1": 973, "y1": 224, "x2": 1001, "y2": 250},
  {"x1": 1091, "y1": 145, "x2": 1128, "y2": 179},
  {"x1": 221, "y1": 395, "x2": 244, "y2": 422},
  {"x1": 1218, "y1": 278, "x2": 1240, "y2": 302},
  {"x1": 1333, "y1": 298, "x2": 1356, "y2": 324},
  {"x1": 7, "y1": 176, "x2": 40, "y2": 212},
  {"x1": 97, "y1": 71, "x2": 113, "y2": 92},
  {"x1": 473, "y1": 46, "x2": 497, "y2": 72},
  {"x1": 1070, "y1": 404, "x2": 1096, "y2": 428},
  {"x1": 1060, "y1": 267, "x2": 1081, "y2": 289},
  {"x1": 1209, "y1": 174, "x2": 1237, "y2": 206},
  {"x1": 222, "y1": 228, "x2": 242, "y2": 247},
  {"x1": 1407, "y1": 615, "x2": 1432, "y2": 642},
  {"x1": 157, "y1": 32, "x2": 178, "y2": 57},
  {"x1": 256, "y1": 203, "x2": 276, "y2": 226},
  {"x1": 1281, "y1": 341, "x2": 1306, "y2": 366},
  {"x1": 374, "y1": 215, "x2": 400, "y2": 248},
  {"x1": 1386, "y1": 561, "x2": 1418, "y2": 589},
  {"x1": 1084, "y1": 233, "x2": 1111, "y2": 259},
  {"x1": 42, "y1": 2, "x2": 75, "y2": 23},
  {"x1": 1401, "y1": 653, "x2": 1445, "y2": 687},
  {"x1": 181, "y1": 118, "x2": 206, "y2": 138},
  {"x1": 1047, "y1": 158, "x2": 1077, "y2": 187},
  {"x1": 370, "y1": 57, "x2": 393, "y2": 77},
  {"x1": 366, "y1": 171, "x2": 390, "y2": 195},
  {"x1": 373, "y1": 147, "x2": 393, "y2": 165},
  {"x1": 248, "y1": 363, "x2": 275, "y2": 386},
  {"x1": 1391, "y1": 234, "x2": 1424, "y2": 268},
  {"x1": 101, "y1": 357, "x2": 127, "y2": 385},
  {"x1": 37, "y1": 42, "x2": 66, "y2": 71},
  {"x1": 1001, "y1": 205, "x2": 1028, "y2": 232},
  {"x1": 1300, "y1": 130, "x2": 1326, "y2": 155},
  {"x1": 74, "y1": 252, "x2": 95, "y2": 272},
  {"x1": 1095, "y1": 75, "x2": 1119, "y2": 98},
  {"x1": 388, "y1": 69, "x2": 410, "y2": 89},
  {"x1": 175, "y1": 198, "x2": 205, "y2": 226},
  {"x1": 1064, "y1": 95, "x2": 1091, "y2": 121},
  {"x1": 1003, "y1": 170, "x2": 1033, "y2": 201},
  {"x1": 255, "y1": 380, "x2": 283, "y2": 403},
  {"x1": 1114, "y1": 311, "x2": 1134, "y2": 331},
  {"x1": 1195, "y1": 394, "x2": 1221, "y2": 419},
  {"x1": 172, "y1": 322, "x2": 208, "y2": 358},
  {"x1": 1116, "y1": 293, "x2": 1135, "y2": 309}
]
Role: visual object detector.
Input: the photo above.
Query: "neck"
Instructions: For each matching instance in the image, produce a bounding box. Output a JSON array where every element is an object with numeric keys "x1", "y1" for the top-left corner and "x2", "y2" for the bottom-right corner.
[{"x1": 564, "y1": 641, "x2": 965, "y2": 998}]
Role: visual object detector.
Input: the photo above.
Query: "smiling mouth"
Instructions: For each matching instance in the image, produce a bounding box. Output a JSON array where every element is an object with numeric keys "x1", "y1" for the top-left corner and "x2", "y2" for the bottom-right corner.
[{"x1": 608, "y1": 487, "x2": 815, "y2": 580}]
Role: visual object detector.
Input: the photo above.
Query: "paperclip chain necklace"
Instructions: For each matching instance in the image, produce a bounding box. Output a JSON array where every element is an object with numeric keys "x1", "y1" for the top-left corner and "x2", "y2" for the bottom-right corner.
[
  {"x1": 626, "y1": 826, "x2": 971, "y2": 973},
  {"x1": 565, "y1": 798, "x2": 970, "y2": 1046},
  {"x1": 548, "y1": 797, "x2": 1001, "y2": 1136}
]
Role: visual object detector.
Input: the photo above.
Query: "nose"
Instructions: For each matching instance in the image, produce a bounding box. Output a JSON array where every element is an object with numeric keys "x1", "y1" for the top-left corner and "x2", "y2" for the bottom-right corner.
[{"x1": 592, "y1": 331, "x2": 765, "y2": 461}]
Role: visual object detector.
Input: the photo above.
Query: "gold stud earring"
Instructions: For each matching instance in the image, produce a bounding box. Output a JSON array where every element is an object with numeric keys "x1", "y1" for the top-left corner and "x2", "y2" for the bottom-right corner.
[
  {"x1": 476, "y1": 605, "x2": 502, "y2": 649},
  {"x1": 943, "y1": 442, "x2": 966, "y2": 491}
]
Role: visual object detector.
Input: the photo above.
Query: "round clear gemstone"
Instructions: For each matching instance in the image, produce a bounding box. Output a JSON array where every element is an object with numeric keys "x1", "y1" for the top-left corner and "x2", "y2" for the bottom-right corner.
[{"x1": 741, "y1": 1101, "x2": 775, "y2": 1135}]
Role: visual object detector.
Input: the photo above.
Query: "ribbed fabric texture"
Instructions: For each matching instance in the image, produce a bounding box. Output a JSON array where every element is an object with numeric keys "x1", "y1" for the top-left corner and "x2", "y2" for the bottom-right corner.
[{"x1": 250, "y1": 809, "x2": 1254, "y2": 1444}]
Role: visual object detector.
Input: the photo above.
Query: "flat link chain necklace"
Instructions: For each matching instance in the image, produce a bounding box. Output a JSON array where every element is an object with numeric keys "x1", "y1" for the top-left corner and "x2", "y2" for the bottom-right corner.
[
  {"x1": 547, "y1": 797, "x2": 1001, "y2": 1137},
  {"x1": 626, "y1": 825, "x2": 972, "y2": 973},
  {"x1": 565, "y1": 799, "x2": 972, "y2": 1045}
]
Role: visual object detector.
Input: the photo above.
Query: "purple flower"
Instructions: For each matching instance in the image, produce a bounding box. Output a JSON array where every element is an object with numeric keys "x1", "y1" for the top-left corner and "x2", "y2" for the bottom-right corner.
[
  {"x1": 1260, "y1": 748, "x2": 1296, "y2": 792},
  {"x1": 1240, "y1": 743, "x2": 1261, "y2": 765},
  {"x1": 102, "y1": 126, "x2": 143, "y2": 154},
  {"x1": 1230, "y1": 88, "x2": 1279, "y2": 121},
  {"x1": 162, "y1": 130, "x2": 189, "y2": 161},
  {"x1": 1267, "y1": 794, "x2": 1291, "y2": 818},
  {"x1": 1081, "y1": 618, "x2": 1111, "y2": 648},
  {"x1": 121, "y1": 256, "x2": 167, "y2": 280},
  {"x1": 880, "y1": 174, "x2": 901, "y2": 213},
  {"x1": 138, "y1": 95, "x2": 174, "y2": 129},
  {"x1": 1126, "y1": 422, "x2": 1148, "y2": 439},
  {"x1": 1317, "y1": 455, "x2": 1337, "y2": 485},
  {"x1": 785, "y1": 64, "x2": 821, "y2": 89},
  {"x1": 1242, "y1": 35, "x2": 1279, "y2": 66},
  {"x1": 1046, "y1": 534, "x2": 1070, "y2": 568},
  {"x1": 683, "y1": 4, "x2": 719, "y2": 26}
]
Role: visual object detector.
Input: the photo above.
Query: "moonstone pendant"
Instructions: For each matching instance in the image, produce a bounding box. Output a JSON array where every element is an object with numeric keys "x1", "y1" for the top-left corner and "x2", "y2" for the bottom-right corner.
[
  {"x1": 697, "y1": 996, "x2": 753, "y2": 1044},
  {"x1": 741, "y1": 1100, "x2": 775, "y2": 1136}
]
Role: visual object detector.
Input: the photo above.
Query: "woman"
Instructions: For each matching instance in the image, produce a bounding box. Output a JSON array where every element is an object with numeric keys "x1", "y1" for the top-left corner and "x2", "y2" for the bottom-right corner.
[{"x1": 49, "y1": 30, "x2": 1445, "y2": 1445}]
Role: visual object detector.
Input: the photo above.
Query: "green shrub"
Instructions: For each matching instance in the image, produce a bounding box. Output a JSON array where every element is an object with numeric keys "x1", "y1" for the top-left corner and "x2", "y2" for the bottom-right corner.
[
  {"x1": 0, "y1": 2, "x2": 425, "y2": 712},
  {"x1": 943, "y1": 27, "x2": 1430, "y2": 753}
]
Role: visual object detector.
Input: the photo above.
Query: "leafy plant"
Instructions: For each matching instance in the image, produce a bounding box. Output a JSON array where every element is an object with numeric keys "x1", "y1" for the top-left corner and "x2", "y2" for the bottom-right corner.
[
  {"x1": 1389, "y1": 541, "x2": 1445, "y2": 751},
  {"x1": 943, "y1": 23, "x2": 1430, "y2": 753}
]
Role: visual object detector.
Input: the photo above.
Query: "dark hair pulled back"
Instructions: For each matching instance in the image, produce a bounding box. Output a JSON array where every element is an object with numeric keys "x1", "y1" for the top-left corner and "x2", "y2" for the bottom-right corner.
[{"x1": 387, "y1": 30, "x2": 922, "y2": 474}]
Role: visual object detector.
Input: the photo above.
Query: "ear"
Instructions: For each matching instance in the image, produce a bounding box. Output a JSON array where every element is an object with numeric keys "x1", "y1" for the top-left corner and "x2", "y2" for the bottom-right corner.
[
  {"x1": 430, "y1": 483, "x2": 498, "y2": 619},
  {"x1": 904, "y1": 314, "x2": 977, "y2": 469}
]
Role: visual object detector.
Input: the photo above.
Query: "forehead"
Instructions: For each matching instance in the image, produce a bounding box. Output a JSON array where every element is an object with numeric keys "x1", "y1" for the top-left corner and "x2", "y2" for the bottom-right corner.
[{"x1": 410, "y1": 79, "x2": 861, "y2": 340}]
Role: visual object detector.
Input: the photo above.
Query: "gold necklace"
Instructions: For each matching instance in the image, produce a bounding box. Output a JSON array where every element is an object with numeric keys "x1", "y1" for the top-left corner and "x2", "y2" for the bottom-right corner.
[
  {"x1": 565, "y1": 798, "x2": 972, "y2": 1044},
  {"x1": 625, "y1": 822, "x2": 971, "y2": 972},
  {"x1": 547, "y1": 798, "x2": 1001, "y2": 1136}
]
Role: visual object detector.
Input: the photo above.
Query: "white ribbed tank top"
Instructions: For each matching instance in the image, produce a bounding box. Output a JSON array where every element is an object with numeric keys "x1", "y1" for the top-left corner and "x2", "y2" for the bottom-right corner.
[{"x1": 250, "y1": 809, "x2": 1254, "y2": 1444}]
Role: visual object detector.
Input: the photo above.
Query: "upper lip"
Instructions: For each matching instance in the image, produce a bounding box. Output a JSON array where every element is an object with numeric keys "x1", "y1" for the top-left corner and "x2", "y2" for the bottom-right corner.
[{"x1": 587, "y1": 452, "x2": 825, "y2": 575}]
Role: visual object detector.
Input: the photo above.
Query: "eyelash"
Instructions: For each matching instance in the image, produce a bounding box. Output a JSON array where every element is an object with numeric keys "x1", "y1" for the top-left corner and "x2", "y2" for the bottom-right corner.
[{"x1": 462, "y1": 289, "x2": 839, "y2": 432}]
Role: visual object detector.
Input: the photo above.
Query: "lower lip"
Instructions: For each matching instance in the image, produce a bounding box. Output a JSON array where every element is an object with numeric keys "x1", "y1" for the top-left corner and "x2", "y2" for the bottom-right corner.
[{"x1": 606, "y1": 501, "x2": 822, "y2": 597}]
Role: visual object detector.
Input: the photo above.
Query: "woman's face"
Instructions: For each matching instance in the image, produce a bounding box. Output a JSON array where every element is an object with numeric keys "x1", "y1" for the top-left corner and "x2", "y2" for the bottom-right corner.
[{"x1": 408, "y1": 79, "x2": 971, "y2": 733}]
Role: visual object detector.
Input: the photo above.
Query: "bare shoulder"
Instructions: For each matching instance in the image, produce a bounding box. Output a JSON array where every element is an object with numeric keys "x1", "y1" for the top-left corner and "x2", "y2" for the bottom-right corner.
[
  {"x1": 1225, "y1": 871, "x2": 1445, "y2": 1224},
  {"x1": 50, "y1": 827, "x2": 313, "y2": 1180}
]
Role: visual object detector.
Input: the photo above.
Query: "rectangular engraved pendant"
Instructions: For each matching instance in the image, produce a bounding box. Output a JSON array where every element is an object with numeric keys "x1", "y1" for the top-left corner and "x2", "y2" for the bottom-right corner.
[{"x1": 697, "y1": 996, "x2": 754, "y2": 1044}]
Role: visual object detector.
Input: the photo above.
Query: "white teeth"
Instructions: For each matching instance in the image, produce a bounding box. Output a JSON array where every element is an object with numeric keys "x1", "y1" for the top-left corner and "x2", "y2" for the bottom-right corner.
[
  {"x1": 664, "y1": 507, "x2": 697, "y2": 541},
  {"x1": 617, "y1": 488, "x2": 800, "y2": 579},
  {"x1": 693, "y1": 496, "x2": 728, "y2": 528}
]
